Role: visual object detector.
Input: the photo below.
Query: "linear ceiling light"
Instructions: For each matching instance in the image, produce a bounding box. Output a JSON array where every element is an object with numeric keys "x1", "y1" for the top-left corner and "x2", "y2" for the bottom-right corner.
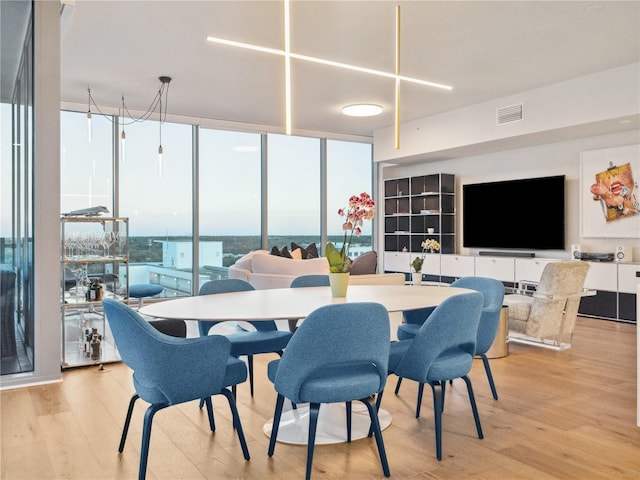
[
  {"x1": 284, "y1": 0, "x2": 292, "y2": 135},
  {"x1": 206, "y1": 2, "x2": 451, "y2": 145},
  {"x1": 206, "y1": 35, "x2": 453, "y2": 91}
]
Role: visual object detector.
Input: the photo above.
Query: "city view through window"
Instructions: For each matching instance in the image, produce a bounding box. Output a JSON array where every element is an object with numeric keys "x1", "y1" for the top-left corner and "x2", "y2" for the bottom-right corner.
[{"x1": 58, "y1": 111, "x2": 373, "y2": 297}]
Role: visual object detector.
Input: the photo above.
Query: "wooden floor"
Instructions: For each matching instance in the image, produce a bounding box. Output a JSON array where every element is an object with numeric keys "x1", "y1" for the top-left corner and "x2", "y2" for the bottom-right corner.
[{"x1": 1, "y1": 317, "x2": 638, "y2": 480}]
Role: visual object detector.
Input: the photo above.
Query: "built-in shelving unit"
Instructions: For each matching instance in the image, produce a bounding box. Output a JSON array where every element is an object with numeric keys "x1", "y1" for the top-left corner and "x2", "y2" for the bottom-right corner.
[{"x1": 384, "y1": 174, "x2": 455, "y2": 255}]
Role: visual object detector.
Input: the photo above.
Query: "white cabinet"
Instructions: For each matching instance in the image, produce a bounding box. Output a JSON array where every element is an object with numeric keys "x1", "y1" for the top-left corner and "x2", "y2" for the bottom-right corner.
[
  {"x1": 383, "y1": 251, "x2": 411, "y2": 273},
  {"x1": 440, "y1": 254, "x2": 474, "y2": 278},
  {"x1": 583, "y1": 262, "x2": 617, "y2": 291},
  {"x1": 618, "y1": 263, "x2": 640, "y2": 294},
  {"x1": 475, "y1": 256, "x2": 515, "y2": 283},
  {"x1": 514, "y1": 258, "x2": 559, "y2": 284}
]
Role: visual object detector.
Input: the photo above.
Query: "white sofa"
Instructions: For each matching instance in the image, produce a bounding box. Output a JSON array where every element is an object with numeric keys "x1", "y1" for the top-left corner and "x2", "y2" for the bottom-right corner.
[
  {"x1": 228, "y1": 250, "x2": 405, "y2": 289},
  {"x1": 227, "y1": 250, "x2": 406, "y2": 338}
]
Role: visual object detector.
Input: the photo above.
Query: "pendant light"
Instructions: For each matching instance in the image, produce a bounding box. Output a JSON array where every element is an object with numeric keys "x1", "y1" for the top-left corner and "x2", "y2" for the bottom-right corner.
[{"x1": 86, "y1": 76, "x2": 172, "y2": 173}]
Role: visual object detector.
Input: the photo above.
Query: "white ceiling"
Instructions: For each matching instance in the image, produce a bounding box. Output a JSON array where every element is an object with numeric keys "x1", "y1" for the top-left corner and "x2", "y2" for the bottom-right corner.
[{"x1": 60, "y1": 1, "x2": 640, "y2": 140}]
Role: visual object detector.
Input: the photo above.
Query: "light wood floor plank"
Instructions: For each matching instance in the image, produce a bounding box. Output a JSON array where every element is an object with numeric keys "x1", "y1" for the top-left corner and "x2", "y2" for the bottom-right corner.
[{"x1": 1, "y1": 316, "x2": 638, "y2": 479}]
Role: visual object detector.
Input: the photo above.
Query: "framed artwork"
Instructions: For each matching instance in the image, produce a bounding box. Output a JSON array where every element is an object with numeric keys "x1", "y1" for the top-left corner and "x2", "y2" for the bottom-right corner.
[{"x1": 580, "y1": 144, "x2": 640, "y2": 238}]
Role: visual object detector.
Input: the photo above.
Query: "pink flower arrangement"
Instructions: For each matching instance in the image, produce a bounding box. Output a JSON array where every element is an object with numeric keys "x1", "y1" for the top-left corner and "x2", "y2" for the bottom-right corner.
[{"x1": 326, "y1": 192, "x2": 376, "y2": 273}]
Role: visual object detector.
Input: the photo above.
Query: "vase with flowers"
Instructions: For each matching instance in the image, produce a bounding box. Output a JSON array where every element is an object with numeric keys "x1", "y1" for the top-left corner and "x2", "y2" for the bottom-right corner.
[{"x1": 325, "y1": 192, "x2": 375, "y2": 296}]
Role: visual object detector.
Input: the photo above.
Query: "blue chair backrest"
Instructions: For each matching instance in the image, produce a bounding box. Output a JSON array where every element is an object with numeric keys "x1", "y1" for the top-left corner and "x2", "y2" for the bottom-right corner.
[
  {"x1": 394, "y1": 292, "x2": 483, "y2": 383},
  {"x1": 290, "y1": 274, "x2": 330, "y2": 288},
  {"x1": 451, "y1": 277, "x2": 505, "y2": 354},
  {"x1": 273, "y1": 302, "x2": 390, "y2": 404},
  {"x1": 102, "y1": 298, "x2": 231, "y2": 405},
  {"x1": 198, "y1": 279, "x2": 276, "y2": 333}
]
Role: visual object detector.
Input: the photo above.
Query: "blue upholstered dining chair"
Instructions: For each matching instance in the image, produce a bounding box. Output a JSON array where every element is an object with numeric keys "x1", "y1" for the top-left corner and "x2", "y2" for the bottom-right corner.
[
  {"x1": 396, "y1": 276, "x2": 505, "y2": 400},
  {"x1": 198, "y1": 279, "x2": 293, "y2": 397},
  {"x1": 290, "y1": 274, "x2": 330, "y2": 288},
  {"x1": 102, "y1": 299, "x2": 250, "y2": 480},
  {"x1": 289, "y1": 275, "x2": 330, "y2": 332},
  {"x1": 377, "y1": 292, "x2": 484, "y2": 461},
  {"x1": 267, "y1": 302, "x2": 391, "y2": 480}
]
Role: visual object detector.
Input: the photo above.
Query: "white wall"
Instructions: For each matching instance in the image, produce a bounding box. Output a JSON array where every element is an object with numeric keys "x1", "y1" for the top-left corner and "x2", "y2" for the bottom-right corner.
[
  {"x1": 379, "y1": 130, "x2": 640, "y2": 261},
  {"x1": 374, "y1": 64, "x2": 639, "y2": 163}
]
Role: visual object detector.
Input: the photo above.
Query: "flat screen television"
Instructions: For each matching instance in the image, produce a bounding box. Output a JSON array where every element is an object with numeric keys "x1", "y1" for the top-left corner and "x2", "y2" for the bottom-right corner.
[{"x1": 462, "y1": 175, "x2": 565, "y2": 250}]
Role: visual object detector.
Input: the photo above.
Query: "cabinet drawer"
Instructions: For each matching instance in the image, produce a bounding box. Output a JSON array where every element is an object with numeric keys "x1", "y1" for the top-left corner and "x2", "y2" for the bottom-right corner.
[
  {"x1": 617, "y1": 263, "x2": 640, "y2": 294},
  {"x1": 475, "y1": 256, "x2": 514, "y2": 282},
  {"x1": 514, "y1": 258, "x2": 558, "y2": 284},
  {"x1": 583, "y1": 262, "x2": 617, "y2": 291},
  {"x1": 383, "y1": 251, "x2": 411, "y2": 273},
  {"x1": 440, "y1": 255, "x2": 474, "y2": 278}
]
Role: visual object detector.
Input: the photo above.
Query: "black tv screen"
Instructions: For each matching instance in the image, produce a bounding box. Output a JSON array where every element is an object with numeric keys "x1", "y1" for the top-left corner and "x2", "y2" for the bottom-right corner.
[{"x1": 463, "y1": 175, "x2": 565, "y2": 250}]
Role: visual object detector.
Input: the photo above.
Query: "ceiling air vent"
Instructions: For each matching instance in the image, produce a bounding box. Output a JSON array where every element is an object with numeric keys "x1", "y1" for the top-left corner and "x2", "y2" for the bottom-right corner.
[{"x1": 496, "y1": 104, "x2": 523, "y2": 125}]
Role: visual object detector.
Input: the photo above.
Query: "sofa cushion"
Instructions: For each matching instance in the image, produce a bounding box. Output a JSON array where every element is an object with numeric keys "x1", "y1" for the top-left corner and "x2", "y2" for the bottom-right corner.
[
  {"x1": 234, "y1": 250, "x2": 268, "y2": 271},
  {"x1": 349, "y1": 251, "x2": 378, "y2": 275},
  {"x1": 252, "y1": 253, "x2": 329, "y2": 276}
]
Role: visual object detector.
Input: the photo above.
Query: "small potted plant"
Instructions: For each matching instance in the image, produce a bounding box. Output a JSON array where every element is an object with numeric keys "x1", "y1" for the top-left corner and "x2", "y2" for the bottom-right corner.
[{"x1": 411, "y1": 256, "x2": 423, "y2": 286}]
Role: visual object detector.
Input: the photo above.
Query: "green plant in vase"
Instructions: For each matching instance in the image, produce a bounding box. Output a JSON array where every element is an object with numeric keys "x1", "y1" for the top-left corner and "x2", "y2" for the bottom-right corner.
[{"x1": 325, "y1": 192, "x2": 375, "y2": 272}]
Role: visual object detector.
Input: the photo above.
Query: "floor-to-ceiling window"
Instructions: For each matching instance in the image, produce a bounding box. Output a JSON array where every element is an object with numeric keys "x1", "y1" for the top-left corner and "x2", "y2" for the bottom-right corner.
[
  {"x1": 1, "y1": 0, "x2": 34, "y2": 375},
  {"x1": 59, "y1": 116, "x2": 373, "y2": 303},
  {"x1": 267, "y1": 133, "x2": 321, "y2": 250},
  {"x1": 119, "y1": 119, "x2": 193, "y2": 297},
  {"x1": 326, "y1": 139, "x2": 374, "y2": 256},
  {"x1": 60, "y1": 111, "x2": 113, "y2": 214},
  {"x1": 198, "y1": 128, "x2": 261, "y2": 292}
]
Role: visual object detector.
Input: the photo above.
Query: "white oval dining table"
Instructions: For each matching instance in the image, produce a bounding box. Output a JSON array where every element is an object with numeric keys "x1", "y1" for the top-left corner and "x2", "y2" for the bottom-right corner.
[{"x1": 139, "y1": 284, "x2": 473, "y2": 445}]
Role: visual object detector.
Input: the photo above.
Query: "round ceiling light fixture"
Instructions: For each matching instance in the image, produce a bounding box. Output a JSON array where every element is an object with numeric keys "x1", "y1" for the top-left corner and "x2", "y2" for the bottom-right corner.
[{"x1": 341, "y1": 104, "x2": 383, "y2": 117}]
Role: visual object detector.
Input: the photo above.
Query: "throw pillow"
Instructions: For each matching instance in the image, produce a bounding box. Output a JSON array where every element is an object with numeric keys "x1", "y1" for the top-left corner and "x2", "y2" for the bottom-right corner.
[
  {"x1": 291, "y1": 242, "x2": 307, "y2": 259},
  {"x1": 290, "y1": 248, "x2": 302, "y2": 260},
  {"x1": 306, "y1": 242, "x2": 319, "y2": 259},
  {"x1": 291, "y1": 242, "x2": 319, "y2": 259},
  {"x1": 270, "y1": 246, "x2": 282, "y2": 256},
  {"x1": 280, "y1": 246, "x2": 293, "y2": 259},
  {"x1": 349, "y1": 251, "x2": 378, "y2": 275}
]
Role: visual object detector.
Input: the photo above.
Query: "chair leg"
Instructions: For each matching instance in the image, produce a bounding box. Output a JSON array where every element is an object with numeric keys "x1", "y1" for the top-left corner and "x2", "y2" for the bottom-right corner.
[
  {"x1": 220, "y1": 388, "x2": 251, "y2": 460},
  {"x1": 139, "y1": 404, "x2": 166, "y2": 480},
  {"x1": 268, "y1": 393, "x2": 285, "y2": 457},
  {"x1": 462, "y1": 375, "x2": 484, "y2": 439},
  {"x1": 247, "y1": 354, "x2": 255, "y2": 396},
  {"x1": 394, "y1": 376, "x2": 403, "y2": 394},
  {"x1": 203, "y1": 396, "x2": 216, "y2": 431},
  {"x1": 306, "y1": 403, "x2": 321, "y2": 480},
  {"x1": 430, "y1": 381, "x2": 444, "y2": 461},
  {"x1": 119, "y1": 394, "x2": 139, "y2": 453},
  {"x1": 368, "y1": 390, "x2": 385, "y2": 438},
  {"x1": 480, "y1": 353, "x2": 499, "y2": 400},
  {"x1": 416, "y1": 382, "x2": 425, "y2": 418},
  {"x1": 345, "y1": 401, "x2": 352, "y2": 443},
  {"x1": 360, "y1": 397, "x2": 391, "y2": 477}
]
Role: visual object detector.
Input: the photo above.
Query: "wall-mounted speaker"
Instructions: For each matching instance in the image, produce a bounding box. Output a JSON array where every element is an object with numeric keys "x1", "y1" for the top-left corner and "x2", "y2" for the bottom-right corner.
[
  {"x1": 570, "y1": 244, "x2": 582, "y2": 260},
  {"x1": 615, "y1": 245, "x2": 631, "y2": 262}
]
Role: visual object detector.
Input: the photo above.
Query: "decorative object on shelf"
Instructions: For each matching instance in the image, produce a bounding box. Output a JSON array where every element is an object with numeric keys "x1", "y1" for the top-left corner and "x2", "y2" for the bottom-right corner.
[
  {"x1": 411, "y1": 271, "x2": 422, "y2": 287},
  {"x1": 325, "y1": 192, "x2": 375, "y2": 297},
  {"x1": 422, "y1": 238, "x2": 440, "y2": 254},
  {"x1": 329, "y1": 272, "x2": 350, "y2": 297}
]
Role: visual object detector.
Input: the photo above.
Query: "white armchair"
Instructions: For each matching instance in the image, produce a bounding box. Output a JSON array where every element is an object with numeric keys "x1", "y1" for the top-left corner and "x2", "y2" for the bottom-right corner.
[{"x1": 504, "y1": 261, "x2": 590, "y2": 350}]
